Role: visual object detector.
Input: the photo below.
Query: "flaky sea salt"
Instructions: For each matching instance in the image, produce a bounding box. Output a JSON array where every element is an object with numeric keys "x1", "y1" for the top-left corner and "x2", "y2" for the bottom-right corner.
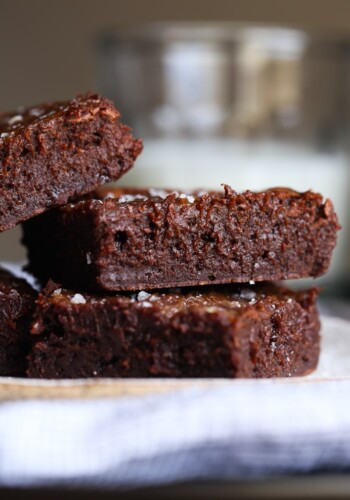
[
  {"x1": 148, "y1": 188, "x2": 169, "y2": 199},
  {"x1": 140, "y1": 301, "x2": 152, "y2": 308},
  {"x1": 71, "y1": 293, "x2": 86, "y2": 304},
  {"x1": 137, "y1": 291, "x2": 151, "y2": 301},
  {"x1": 103, "y1": 192, "x2": 115, "y2": 199},
  {"x1": 29, "y1": 108, "x2": 43, "y2": 117},
  {"x1": 7, "y1": 114, "x2": 23, "y2": 125},
  {"x1": 179, "y1": 193, "x2": 195, "y2": 203},
  {"x1": 149, "y1": 295, "x2": 159, "y2": 302},
  {"x1": 231, "y1": 301, "x2": 242, "y2": 308},
  {"x1": 40, "y1": 109, "x2": 59, "y2": 120},
  {"x1": 118, "y1": 194, "x2": 147, "y2": 203},
  {"x1": 249, "y1": 280, "x2": 255, "y2": 285},
  {"x1": 206, "y1": 306, "x2": 221, "y2": 313},
  {"x1": 52, "y1": 288, "x2": 62, "y2": 296},
  {"x1": 86, "y1": 253, "x2": 92, "y2": 265},
  {"x1": 240, "y1": 289, "x2": 256, "y2": 301}
]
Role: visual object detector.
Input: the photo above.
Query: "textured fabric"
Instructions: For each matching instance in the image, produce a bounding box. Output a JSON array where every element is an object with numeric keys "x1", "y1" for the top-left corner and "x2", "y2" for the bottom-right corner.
[{"x1": 0, "y1": 373, "x2": 350, "y2": 486}]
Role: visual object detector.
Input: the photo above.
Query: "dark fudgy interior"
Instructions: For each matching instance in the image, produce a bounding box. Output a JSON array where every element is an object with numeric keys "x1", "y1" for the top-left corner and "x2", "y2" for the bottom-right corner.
[{"x1": 27, "y1": 283, "x2": 320, "y2": 379}]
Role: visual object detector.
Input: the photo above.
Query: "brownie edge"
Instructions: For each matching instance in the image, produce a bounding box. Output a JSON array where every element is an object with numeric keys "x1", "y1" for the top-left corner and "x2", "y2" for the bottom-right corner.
[
  {"x1": 0, "y1": 268, "x2": 36, "y2": 376},
  {"x1": 0, "y1": 93, "x2": 142, "y2": 231},
  {"x1": 27, "y1": 283, "x2": 320, "y2": 379}
]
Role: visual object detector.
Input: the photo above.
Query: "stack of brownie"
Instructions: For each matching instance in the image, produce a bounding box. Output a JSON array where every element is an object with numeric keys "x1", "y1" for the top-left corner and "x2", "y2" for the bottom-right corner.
[{"x1": 0, "y1": 93, "x2": 340, "y2": 378}]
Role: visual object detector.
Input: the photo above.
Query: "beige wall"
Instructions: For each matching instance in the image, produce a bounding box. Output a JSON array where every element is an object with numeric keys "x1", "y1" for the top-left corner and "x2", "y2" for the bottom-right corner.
[{"x1": 1, "y1": 0, "x2": 350, "y2": 261}]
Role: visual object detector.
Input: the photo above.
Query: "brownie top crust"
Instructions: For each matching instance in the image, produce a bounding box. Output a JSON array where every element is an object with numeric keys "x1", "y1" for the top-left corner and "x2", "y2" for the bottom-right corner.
[
  {"x1": 0, "y1": 102, "x2": 67, "y2": 137},
  {"x1": 70, "y1": 184, "x2": 339, "y2": 215},
  {"x1": 0, "y1": 93, "x2": 120, "y2": 141},
  {"x1": 32, "y1": 281, "x2": 317, "y2": 332},
  {"x1": 39, "y1": 282, "x2": 267, "y2": 310}
]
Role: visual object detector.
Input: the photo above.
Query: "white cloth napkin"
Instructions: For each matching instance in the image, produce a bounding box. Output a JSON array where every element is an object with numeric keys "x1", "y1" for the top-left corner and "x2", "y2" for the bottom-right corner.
[{"x1": 0, "y1": 377, "x2": 350, "y2": 488}]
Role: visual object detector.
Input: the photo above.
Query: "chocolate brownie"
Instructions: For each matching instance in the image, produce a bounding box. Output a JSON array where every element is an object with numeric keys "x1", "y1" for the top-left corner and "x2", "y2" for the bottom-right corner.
[
  {"x1": 27, "y1": 283, "x2": 320, "y2": 379},
  {"x1": 0, "y1": 93, "x2": 142, "y2": 231},
  {"x1": 22, "y1": 186, "x2": 339, "y2": 291},
  {"x1": 0, "y1": 269, "x2": 36, "y2": 376}
]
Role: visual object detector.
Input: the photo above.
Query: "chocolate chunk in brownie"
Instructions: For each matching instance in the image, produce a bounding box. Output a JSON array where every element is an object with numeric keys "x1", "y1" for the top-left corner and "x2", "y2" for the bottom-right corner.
[
  {"x1": 27, "y1": 283, "x2": 320, "y2": 379},
  {"x1": 22, "y1": 186, "x2": 339, "y2": 291},
  {"x1": 0, "y1": 269, "x2": 36, "y2": 376},
  {"x1": 0, "y1": 93, "x2": 142, "y2": 231}
]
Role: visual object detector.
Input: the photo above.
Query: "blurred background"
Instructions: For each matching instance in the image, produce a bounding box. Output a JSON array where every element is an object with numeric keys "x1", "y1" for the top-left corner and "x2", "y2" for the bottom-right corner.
[{"x1": 1, "y1": 0, "x2": 350, "y2": 297}]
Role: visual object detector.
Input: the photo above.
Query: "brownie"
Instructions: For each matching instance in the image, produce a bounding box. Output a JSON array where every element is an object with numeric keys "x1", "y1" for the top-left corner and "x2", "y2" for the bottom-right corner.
[
  {"x1": 27, "y1": 283, "x2": 320, "y2": 379},
  {"x1": 22, "y1": 186, "x2": 339, "y2": 291},
  {"x1": 0, "y1": 269, "x2": 36, "y2": 376},
  {"x1": 0, "y1": 93, "x2": 142, "y2": 231}
]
